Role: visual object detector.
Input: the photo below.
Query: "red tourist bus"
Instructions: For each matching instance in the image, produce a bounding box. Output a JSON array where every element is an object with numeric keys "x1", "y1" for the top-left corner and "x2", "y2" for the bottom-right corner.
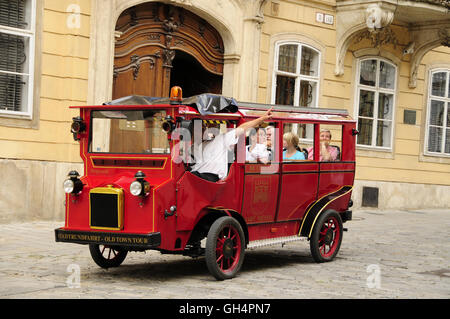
[{"x1": 55, "y1": 87, "x2": 357, "y2": 280}]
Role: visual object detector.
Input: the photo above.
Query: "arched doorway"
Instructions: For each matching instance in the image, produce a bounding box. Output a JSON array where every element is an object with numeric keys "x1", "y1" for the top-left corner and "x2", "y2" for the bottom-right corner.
[{"x1": 113, "y1": 2, "x2": 224, "y2": 99}]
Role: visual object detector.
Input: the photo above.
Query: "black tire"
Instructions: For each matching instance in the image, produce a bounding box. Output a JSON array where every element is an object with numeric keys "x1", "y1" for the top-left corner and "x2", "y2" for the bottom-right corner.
[
  {"x1": 205, "y1": 216, "x2": 246, "y2": 280},
  {"x1": 310, "y1": 210, "x2": 343, "y2": 263},
  {"x1": 89, "y1": 244, "x2": 128, "y2": 268}
]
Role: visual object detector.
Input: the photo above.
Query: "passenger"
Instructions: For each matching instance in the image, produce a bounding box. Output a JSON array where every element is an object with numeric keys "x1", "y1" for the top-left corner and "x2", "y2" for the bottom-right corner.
[
  {"x1": 283, "y1": 132, "x2": 306, "y2": 160},
  {"x1": 246, "y1": 128, "x2": 270, "y2": 164},
  {"x1": 307, "y1": 129, "x2": 338, "y2": 161},
  {"x1": 190, "y1": 108, "x2": 273, "y2": 182},
  {"x1": 265, "y1": 125, "x2": 275, "y2": 160}
]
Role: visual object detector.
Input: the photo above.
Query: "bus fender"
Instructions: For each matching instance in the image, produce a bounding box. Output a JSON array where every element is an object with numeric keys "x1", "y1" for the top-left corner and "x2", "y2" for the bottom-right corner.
[
  {"x1": 188, "y1": 208, "x2": 249, "y2": 246},
  {"x1": 298, "y1": 186, "x2": 353, "y2": 238}
]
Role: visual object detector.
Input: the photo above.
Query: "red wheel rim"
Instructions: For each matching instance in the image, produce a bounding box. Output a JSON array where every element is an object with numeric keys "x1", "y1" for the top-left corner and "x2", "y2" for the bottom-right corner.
[
  {"x1": 215, "y1": 225, "x2": 242, "y2": 274},
  {"x1": 317, "y1": 216, "x2": 340, "y2": 258}
]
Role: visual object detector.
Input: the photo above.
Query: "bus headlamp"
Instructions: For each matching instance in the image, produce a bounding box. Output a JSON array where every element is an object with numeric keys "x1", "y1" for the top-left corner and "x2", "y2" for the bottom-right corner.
[
  {"x1": 63, "y1": 170, "x2": 83, "y2": 194},
  {"x1": 130, "y1": 181, "x2": 143, "y2": 196},
  {"x1": 130, "y1": 171, "x2": 150, "y2": 197},
  {"x1": 64, "y1": 179, "x2": 75, "y2": 193},
  {"x1": 162, "y1": 115, "x2": 175, "y2": 133}
]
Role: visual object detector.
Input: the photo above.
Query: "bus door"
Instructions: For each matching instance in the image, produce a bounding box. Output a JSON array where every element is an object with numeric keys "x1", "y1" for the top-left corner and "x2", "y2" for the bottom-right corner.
[
  {"x1": 241, "y1": 123, "x2": 280, "y2": 225},
  {"x1": 276, "y1": 123, "x2": 319, "y2": 222}
]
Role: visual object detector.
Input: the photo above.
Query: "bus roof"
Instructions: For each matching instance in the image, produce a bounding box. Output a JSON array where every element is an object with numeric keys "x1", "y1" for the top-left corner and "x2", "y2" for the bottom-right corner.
[
  {"x1": 237, "y1": 101, "x2": 354, "y2": 122},
  {"x1": 71, "y1": 94, "x2": 354, "y2": 122}
]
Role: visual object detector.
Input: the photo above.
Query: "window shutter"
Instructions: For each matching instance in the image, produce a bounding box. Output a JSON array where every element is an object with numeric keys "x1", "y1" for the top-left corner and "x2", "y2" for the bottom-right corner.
[
  {"x1": 0, "y1": 0, "x2": 28, "y2": 112},
  {"x1": 0, "y1": 33, "x2": 26, "y2": 73},
  {"x1": 0, "y1": 0, "x2": 28, "y2": 29}
]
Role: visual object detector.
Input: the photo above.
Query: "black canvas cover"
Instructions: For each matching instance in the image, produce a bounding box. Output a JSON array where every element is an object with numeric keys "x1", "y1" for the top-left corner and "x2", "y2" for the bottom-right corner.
[
  {"x1": 181, "y1": 94, "x2": 238, "y2": 115},
  {"x1": 103, "y1": 94, "x2": 238, "y2": 115},
  {"x1": 103, "y1": 95, "x2": 160, "y2": 106}
]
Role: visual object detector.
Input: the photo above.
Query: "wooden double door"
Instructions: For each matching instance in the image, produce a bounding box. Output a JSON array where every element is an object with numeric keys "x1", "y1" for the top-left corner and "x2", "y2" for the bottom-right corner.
[{"x1": 113, "y1": 2, "x2": 224, "y2": 99}]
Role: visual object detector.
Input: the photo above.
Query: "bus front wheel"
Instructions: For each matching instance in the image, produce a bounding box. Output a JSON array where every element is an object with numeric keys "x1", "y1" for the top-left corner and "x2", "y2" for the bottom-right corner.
[{"x1": 205, "y1": 216, "x2": 245, "y2": 280}]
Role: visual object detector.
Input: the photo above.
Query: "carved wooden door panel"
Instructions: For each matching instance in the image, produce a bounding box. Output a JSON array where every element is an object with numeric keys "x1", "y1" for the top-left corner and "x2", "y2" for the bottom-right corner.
[{"x1": 113, "y1": 2, "x2": 224, "y2": 99}]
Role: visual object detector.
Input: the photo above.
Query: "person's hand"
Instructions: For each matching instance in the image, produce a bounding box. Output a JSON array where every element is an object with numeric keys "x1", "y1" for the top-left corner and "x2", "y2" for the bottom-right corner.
[{"x1": 263, "y1": 107, "x2": 273, "y2": 121}]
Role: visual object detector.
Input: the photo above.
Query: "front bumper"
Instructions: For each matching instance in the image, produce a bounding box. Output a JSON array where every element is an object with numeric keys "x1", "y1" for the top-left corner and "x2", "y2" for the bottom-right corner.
[{"x1": 55, "y1": 228, "x2": 161, "y2": 249}]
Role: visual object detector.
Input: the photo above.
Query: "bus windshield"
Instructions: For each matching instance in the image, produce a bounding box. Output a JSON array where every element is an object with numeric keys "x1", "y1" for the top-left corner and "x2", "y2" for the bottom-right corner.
[{"x1": 89, "y1": 110, "x2": 170, "y2": 154}]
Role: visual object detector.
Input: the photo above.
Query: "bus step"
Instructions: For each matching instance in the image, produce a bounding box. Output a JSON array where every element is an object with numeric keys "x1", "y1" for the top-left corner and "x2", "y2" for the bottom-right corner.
[{"x1": 247, "y1": 235, "x2": 307, "y2": 249}]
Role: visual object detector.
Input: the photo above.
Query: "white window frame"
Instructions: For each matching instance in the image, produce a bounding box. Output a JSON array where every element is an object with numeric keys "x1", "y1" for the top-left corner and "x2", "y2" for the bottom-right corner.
[
  {"x1": 271, "y1": 41, "x2": 321, "y2": 108},
  {"x1": 354, "y1": 57, "x2": 397, "y2": 150},
  {"x1": 424, "y1": 68, "x2": 450, "y2": 158},
  {"x1": 0, "y1": 0, "x2": 36, "y2": 119}
]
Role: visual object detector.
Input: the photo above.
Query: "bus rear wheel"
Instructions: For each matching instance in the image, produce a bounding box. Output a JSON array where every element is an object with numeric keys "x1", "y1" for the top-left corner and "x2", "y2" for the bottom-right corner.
[
  {"x1": 310, "y1": 210, "x2": 343, "y2": 263},
  {"x1": 89, "y1": 244, "x2": 128, "y2": 268},
  {"x1": 205, "y1": 216, "x2": 245, "y2": 280}
]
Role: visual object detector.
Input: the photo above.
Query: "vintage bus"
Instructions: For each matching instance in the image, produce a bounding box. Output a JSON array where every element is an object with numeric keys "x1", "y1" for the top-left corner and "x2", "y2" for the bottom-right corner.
[{"x1": 55, "y1": 87, "x2": 357, "y2": 280}]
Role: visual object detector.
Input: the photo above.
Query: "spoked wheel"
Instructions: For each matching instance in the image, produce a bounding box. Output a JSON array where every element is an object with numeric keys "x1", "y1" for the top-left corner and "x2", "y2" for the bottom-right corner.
[
  {"x1": 310, "y1": 210, "x2": 343, "y2": 263},
  {"x1": 89, "y1": 244, "x2": 128, "y2": 268},
  {"x1": 205, "y1": 216, "x2": 245, "y2": 280}
]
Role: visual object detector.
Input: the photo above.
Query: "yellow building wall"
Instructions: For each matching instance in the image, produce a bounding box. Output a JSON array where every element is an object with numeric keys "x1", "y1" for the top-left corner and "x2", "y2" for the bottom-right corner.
[
  {"x1": 259, "y1": 0, "x2": 450, "y2": 187},
  {"x1": 0, "y1": 0, "x2": 448, "y2": 184},
  {"x1": 0, "y1": 0, "x2": 91, "y2": 163}
]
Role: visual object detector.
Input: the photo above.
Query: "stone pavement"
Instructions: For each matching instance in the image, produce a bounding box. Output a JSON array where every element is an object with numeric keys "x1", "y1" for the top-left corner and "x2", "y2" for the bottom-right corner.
[{"x1": 0, "y1": 208, "x2": 449, "y2": 299}]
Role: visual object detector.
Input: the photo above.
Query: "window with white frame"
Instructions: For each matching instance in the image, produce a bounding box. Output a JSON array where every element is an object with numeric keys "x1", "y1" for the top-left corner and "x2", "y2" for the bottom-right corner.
[
  {"x1": 272, "y1": 42, "x2": 320, "y2": 141},
  {"x1": 356, "y1": 58, "x2": 396, "y2": 149},
  {"x1": 0, "y1": 0, "x2": 36, "y2": 117},
  {"x1": 272, "y1": 42, "x2": 320, "y2": 108},
  {"x1": 425, "y1": 69, "x2": 450, "y2": 156}
]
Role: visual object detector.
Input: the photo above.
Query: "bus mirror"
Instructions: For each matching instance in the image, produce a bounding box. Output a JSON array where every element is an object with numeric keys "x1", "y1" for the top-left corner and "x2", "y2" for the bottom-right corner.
[{"x1": 352, "y1": 128, "x2": 359, "y2": 136}]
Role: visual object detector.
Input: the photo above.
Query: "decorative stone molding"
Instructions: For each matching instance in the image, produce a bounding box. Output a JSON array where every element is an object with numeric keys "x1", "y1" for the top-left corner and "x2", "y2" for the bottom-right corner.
[
  {"x1": 335, "y1": 0, "x2": 449, "y2": 88},
  {"x1": 88, "y1": 0, "x2": 244, "y2": 104},
  {"x1": 438, "y1": 27, "x2": 450, "y2": 46},
  {"x1": 408, "y1": 25, "x2": 450, "y2": 88},
  {"x1": 243, "y1": 0, "x2": 267, "y2": 29},
  {"x1": 170, "y1": 0, "x2": 192, "y2": 5},
  {"x1": 365, "y1": 3, "x2": 394, "y2": 32},
  {"x1": 354, "y1": 26, "x2": 399, "y2": 49},
  {"x1": 335, "y1": 2, "x2": 396, "y2": 76}
]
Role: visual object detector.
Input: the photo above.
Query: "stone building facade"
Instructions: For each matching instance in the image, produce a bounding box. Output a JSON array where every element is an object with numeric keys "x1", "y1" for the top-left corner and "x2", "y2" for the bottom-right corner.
[{"x1": 0, "y1": 0, "x2": 449, "y2": 222}]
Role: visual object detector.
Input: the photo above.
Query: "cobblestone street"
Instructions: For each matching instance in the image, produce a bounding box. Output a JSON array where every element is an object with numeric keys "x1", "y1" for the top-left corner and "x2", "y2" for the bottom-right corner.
[{"x1": 0, "y1": 208, "x2": 449, "y2": 299}]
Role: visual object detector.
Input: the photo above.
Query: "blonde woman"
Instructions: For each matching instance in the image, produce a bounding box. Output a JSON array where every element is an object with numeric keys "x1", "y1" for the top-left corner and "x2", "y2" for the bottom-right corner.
[{"x1": 283, "y1": 132, "x2": 305, "y2": 160}]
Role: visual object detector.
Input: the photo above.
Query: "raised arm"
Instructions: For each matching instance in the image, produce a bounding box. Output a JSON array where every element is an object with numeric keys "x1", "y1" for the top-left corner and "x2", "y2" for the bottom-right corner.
[{"x1": 235, "y1": 107, "x2": 273, "y2": 137}]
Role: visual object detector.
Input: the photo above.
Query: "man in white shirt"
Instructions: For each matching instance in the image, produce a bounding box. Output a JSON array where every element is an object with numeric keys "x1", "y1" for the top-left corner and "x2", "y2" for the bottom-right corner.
[{"x1": 191, "y1": 108, "x2": 273, "y2": 182}]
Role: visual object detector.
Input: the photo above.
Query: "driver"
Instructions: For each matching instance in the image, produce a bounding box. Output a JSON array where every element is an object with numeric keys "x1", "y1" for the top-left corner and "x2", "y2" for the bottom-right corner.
[{"x1": 190, "y1": 108, "x2": 273, "y2": 182}]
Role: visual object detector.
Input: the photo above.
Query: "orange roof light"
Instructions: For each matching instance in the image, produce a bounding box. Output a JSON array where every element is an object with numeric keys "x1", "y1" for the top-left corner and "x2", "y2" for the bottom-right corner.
[{"x1": 170, "y1": 86, "x2": 183, "y2": 104}]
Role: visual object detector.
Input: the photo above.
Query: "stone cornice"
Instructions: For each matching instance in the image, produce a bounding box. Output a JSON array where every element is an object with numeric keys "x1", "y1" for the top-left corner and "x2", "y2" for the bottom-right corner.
[{"x1": 335, "y1": 0, "x2": 450, "y2": 88}]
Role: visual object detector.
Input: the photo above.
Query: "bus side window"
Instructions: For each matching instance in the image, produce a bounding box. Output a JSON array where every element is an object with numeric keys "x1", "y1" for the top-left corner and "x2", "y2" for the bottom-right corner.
[
  {"x1": 245, "y1": 126, "x2": 271, "y2": 164},
  {"x1": 314, "y1": 124, "x2": 342, "y2": 162},
  {"x1": 282, "y1": 123, "x2": 312, "y2": 161}
]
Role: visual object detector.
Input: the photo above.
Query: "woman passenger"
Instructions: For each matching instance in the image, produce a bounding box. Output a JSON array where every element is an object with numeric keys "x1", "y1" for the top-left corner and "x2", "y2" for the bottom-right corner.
[{"x1": 283, "y1": 132, "x2": 306, "y2": 160}]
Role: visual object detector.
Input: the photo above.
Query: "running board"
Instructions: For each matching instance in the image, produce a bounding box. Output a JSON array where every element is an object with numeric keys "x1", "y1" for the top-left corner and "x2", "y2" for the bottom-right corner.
[{"x1": 247, "y1": 235, "x2": 307, "y2": 249}]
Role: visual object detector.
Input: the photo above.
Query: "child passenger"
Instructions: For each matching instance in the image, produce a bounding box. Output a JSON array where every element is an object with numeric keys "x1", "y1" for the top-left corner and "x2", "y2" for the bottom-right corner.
[{"x1": 246, "y1": 127, "x2": 270, "y2": 164}]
